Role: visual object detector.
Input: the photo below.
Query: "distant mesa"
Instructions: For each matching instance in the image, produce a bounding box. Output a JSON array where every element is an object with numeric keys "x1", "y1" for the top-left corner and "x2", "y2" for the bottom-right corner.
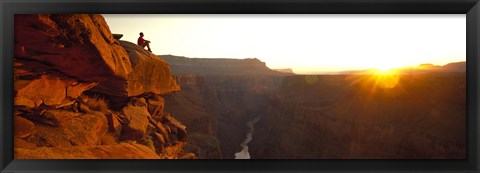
[
  {"x1": 273, "y1": 68, "x2": 295, "y2": 74},
  {"x1": 159, "y1": 54, "x2": 293, "y2": 76},
  {"x1": 337, "y1": 61, "x2": 466, "y2": 75},
  {"x1": 441, "y1": 61, "x2": 466, "y2": 72}
]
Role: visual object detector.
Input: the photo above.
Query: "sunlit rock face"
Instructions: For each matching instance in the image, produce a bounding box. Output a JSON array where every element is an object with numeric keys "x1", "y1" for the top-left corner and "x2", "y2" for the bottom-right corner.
[{"x1": 14, "y1": 14, "x2": 193, "y2": 159}]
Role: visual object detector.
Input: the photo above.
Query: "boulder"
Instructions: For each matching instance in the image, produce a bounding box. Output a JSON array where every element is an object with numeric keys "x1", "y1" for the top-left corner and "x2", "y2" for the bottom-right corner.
[
  {"x1": 163, "y1": 113, "x2": 187, "y2": 141},
  {"x1": 14, "y1": 137, "x2": 37, "y2": 149},
  {"x1": 14, "y1": 116, "x2": 36, "y2": 138},
  {"x1": 30, "y1": 109, "x2": 108, "y2": 147},
  {"x1": 164, "y1": 113, "x2": 187, "y2": 132},
  {"x1": 105, "y1": 112, "x2": 123, "y2": 136},
  {"x1": 130, "y1": 97, "x2": 147, "y2": 107},
  {"x1": 14, "y1": 75, "x2": 97, "y2": 109},
  {"x1": 95, "y1": 40, "x2": 180, "y2": 96},
  {"x1": 120, "y1": 105, "x2": 150, "y2": 140},
  {"x1": 147, "y1": 95, "x2": 165, "y2": 117},
  {"x1": 154, "y1": 122, "x2": 170, "y2": 143},
  {"x1": 158, "y1": 142, "x2": 186, "y2": 159},
  {"x1": 152, "y1": 132, "x2": 166, "y2": 146},
  {"x1": 15, "y1": 143, "x2": 161, "y2": 159}
]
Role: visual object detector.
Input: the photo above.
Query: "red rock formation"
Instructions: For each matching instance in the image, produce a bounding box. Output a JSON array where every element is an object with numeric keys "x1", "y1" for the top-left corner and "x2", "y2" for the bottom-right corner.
[
  {"x1": 15, "y1": 14, "x2": 179, "y2": 97},
  {"x1": 15, "y1": 143, "x2": 161, "y2": 159},
  {"x1": 15, "y1": 14, "x2": 132, "y2": 83},
  {"x1": 15, "y1": 75, "x2": 97, "y2": 108},
  {"x1": 121, "y1": 103, "x2": 151, "y2": 140},
  {"x1": 14, "y1": 14, "x2": 193, "y2": 159}
]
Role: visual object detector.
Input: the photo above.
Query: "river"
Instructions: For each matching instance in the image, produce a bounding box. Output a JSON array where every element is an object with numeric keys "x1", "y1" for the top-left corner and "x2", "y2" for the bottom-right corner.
[{"x1": 234, "y1": 116, "x2": 262, "y2": 159}]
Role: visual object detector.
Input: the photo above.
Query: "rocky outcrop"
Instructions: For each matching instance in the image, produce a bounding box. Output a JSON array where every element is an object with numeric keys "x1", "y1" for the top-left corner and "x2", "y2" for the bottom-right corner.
[
  {"x1": 15, "y1": 14, "x2": 179, "y2": 97},
  {"x1": 93, "y1": 41, "x2": 180, "y2": 96},
  {"x1": 15, "y1": 14, "x2": 132, "y2": 85},
  {"x1": 15, "y1": 143, "x2": 161, "y2": 159},
  {"x1": 14, "y1": 74, "x2": 97, "y2": 109},
  {"x1": 14, "y1": 14, "x2": 192, "y2": 159},
  {"x1": 121, "y1": 102, "x2": 151, "y2": 140},
  {"x1": 27, "y1": 110, "x2": 108, "y2": 147}
]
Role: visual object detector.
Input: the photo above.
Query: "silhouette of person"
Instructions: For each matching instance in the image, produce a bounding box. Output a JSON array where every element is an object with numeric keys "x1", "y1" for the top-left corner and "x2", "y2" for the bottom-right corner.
[{"x1": 137, "y1": 32, "x2": 152, "y2": 52}]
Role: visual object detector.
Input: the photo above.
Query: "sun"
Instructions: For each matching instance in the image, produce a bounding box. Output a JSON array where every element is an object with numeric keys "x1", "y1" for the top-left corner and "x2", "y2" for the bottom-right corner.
[
  {"x1": 369, "y1": 61, "x2": 401, "y2": 74},
  {"x1": 376, "y1": 66, "x2": 393, "y2": 72},
  {"x1": 374, "y1": 67, "x2": 395, "y2": 75},
  {"x1": 372, "y1": 68, "x2": 400, "y2": 88}
]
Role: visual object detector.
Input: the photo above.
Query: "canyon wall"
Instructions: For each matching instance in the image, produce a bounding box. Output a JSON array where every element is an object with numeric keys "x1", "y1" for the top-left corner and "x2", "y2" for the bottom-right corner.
[
  {"x1": 250, "y1": 72, "x2": 466, "y2": 159},
  {"x1": 164, "y1": 75, "x2": 285, "y2": 159},
  {"x1": 161, "y1": 56, "x2": 288, "y2": 159},
  {"x1": 14, "y1": 14, "x2": 193, "y2": 159}
]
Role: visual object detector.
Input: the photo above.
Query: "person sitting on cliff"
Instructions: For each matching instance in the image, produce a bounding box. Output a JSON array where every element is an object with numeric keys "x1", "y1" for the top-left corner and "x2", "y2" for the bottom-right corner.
[{"x1": 137, "y1": 32, "x2": 152, "y2": 52}]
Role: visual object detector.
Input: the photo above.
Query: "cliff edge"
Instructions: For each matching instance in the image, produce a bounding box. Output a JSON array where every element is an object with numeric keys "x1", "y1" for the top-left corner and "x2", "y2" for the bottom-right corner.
[{"x1": 14, "y1": 14, "x2": 192, "y2": 159}]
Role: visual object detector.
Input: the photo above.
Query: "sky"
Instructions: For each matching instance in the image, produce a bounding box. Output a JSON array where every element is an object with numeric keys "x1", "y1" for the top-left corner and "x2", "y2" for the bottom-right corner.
[{"x1": 103, "y1": 14, "x2": 466, "y2": 74}]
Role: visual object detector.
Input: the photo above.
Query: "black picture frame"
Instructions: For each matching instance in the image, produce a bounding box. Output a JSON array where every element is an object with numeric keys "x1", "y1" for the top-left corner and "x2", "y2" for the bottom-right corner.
[{"x1": 1, "y1": 0, "x2": 479, "y2": 172}]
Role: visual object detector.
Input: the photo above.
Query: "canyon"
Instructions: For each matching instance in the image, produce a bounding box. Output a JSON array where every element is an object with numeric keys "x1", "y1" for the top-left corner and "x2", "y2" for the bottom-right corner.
[
  {"x1": 163, "y1": 55, "x2": 466, "y2": 159},
  {"x1": 250, "y1": 72, "x2": 466, "y2": 159},
  {"x1": 12, "y1": 14, "x2": 467, "y2": 159},
  {"x1": 161, "y1": 55, "x2": 290, "y2": 158}
]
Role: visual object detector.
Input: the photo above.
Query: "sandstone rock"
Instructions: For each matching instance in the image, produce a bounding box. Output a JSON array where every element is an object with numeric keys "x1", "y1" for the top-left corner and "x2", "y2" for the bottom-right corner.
[
  {"x1": 152, "y1": 132, "x2": 166, "y2": 146},
  {"x1": 180, "y1": 152, "x2": 199, "y2": 159},
  {"x1": 14, "y1": 137, "x2": 37, "y2": 149},
  {"x1": 14, "y1": 116, "x2": 36, "y2": 138},
  {"x1": 15, "y1": 143, "x2": 160, "y2": 159},
  {"x1": 120, "y1": 105, "x2": 150, "y2": 140},
  {"x1": 163, "y1": 113, "x2": 187, "y2": 141},
  {"x1": 130, "y1": 97, "x2": 147, "y2": 107},
  {"x1": 31, "y1": 109, "x2": 108, "y2": 147},
  {"x1": 15, "y1": 14, "x2": 132, "y2": 83},
  {"x1": 105, "y1": 112, "x2": 122, "y2": 136},
  {"x1": 147, "y1": 95, "x2": 165, "y2": 117},
  {"x1": 154, "y1": 122, "x2": 170, "y2": 142},
  {"x1": 112, "y1": 34, "x2": 123, "y2": 40},
  {"x1": 15, "y1": 14, "x2": 179, "y2": 97},
  {"x1": 14, "y1": 14, "x2": 188, "y2": 160},
  {"x1": 164, "y1": 113, "x2": 187, "y2": 132},
  {"x1": 98, "y1": 43, "x2": 181, "y2": 94},
  {"x1": 14, "y1": 75, "x2": 97, "y2": 109},
  {"x1": 78, "y1": 102, "x2": 92, "y2": 113},
  {"x1": 158, "y1": 142, "x2": 186, "y2": 159}
]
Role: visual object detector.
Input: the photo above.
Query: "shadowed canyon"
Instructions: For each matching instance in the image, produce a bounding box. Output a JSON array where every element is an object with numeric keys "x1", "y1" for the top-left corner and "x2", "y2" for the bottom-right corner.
[
  {"x1": 162, "y1": 55, "x2": 466, "y2": 159},
  {"x1": 13, "y1": 14, "x2": 466, "y2": 159}
]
